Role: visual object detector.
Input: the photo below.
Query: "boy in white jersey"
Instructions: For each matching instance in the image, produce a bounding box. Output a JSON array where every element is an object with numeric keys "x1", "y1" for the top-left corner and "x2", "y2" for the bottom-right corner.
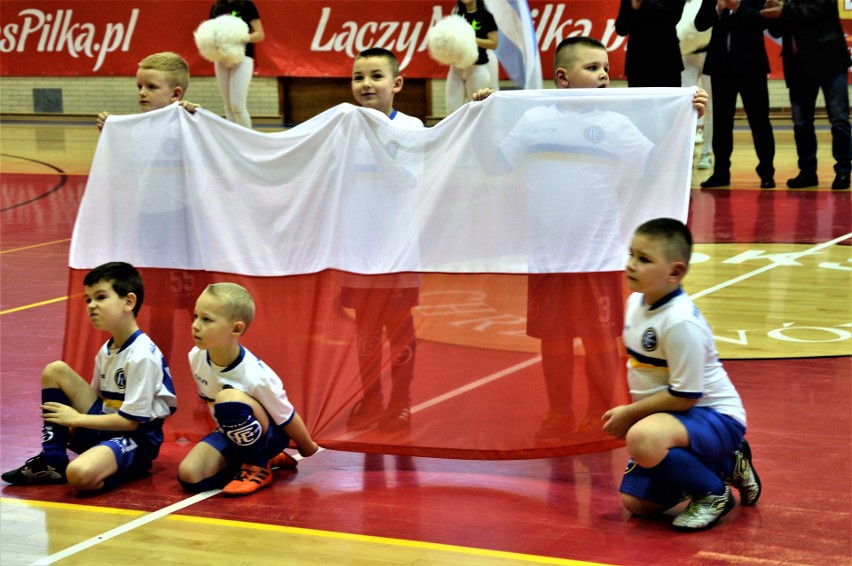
[
  {"x1": 2, "y1": 262, "x2": 177, "y2": 492},
  {"x1": 178, "y1": 283, "x2": 318, "y2": 497},
  {"x1": 472, "y1": 38, "x2": 709, "y2": 444},
  {"x1": 602, "y1": 218, "x2": 761, "y2": 531},
  {"x1": 97, "y1": 51, "x2": 198, "y2": 131},
  {"x1": 342, "y1": 48, "x2": 423, "y2": 433}
]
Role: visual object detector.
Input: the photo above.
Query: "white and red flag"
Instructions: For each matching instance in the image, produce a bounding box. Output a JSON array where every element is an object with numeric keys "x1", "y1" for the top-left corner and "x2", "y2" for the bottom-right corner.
[{"x1": 67, "y1": 88, "x2": 695, "y2": 457}]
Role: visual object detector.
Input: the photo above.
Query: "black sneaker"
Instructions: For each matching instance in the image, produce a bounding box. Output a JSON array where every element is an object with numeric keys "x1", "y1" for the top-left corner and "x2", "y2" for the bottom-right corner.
[
  {"x1": 534, "y1": 410, "x2": 574, "y2": 443},
  {"x1": 345, "y1": 397, "x2": 383, "y2": 431},
  {"x1": 2, "y1": 453, "x2": 68, "y2": 485},
  {"x1": 832, "y1": 172, "x2": 850, "y2": 190},
  {"x1": 787, "y1": 172, "x2": 818, "y2": 189},
  {"x1": 378, "y1": 402, "x2": 411, "y2": 432},
  {"x1": 732, "y1": 439, "x2": 761, "y2": 505},
  {"x1": 700, "y1": 174, "x2": 730, "y2": 188}
]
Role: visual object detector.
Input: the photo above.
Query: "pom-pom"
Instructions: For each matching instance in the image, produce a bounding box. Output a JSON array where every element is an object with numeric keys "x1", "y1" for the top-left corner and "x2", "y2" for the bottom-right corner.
[
  {"x1": 194, "y1": 15, "x2": 250, "y2": 67},
  {"x1": 427, "y1": 15, "x2": 478, "y2": 68}
]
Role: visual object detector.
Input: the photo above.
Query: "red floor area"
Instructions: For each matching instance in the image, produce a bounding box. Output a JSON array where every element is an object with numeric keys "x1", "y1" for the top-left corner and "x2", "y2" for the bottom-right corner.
[{"x1": 2, "y1": 173, "x2": 851, "y2": 564}]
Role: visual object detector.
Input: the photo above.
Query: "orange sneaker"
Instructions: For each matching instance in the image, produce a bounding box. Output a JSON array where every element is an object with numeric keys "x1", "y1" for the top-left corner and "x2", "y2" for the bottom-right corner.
[
  {"x1": 269, "y1": 451, "x2": 298, "y2": 470},
  {"x1": 222, "y1": 464, "x2": 273, "y2": 497}
]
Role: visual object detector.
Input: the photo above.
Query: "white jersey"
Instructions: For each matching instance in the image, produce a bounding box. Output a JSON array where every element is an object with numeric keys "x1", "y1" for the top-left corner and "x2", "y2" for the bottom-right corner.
[
  {"x1": 91, "y1": 329, "x2": 177, "y2": 422},
  {"x1": 499, "y1": 105, "x2": 655, "y2": 272},
  {"x1": 188, "y1": 345, "x2": 295, "y2": 427},
  {"x1": 340, "y1": 107, "x2": 424, "y2": 287},
  {"x1": 623, "y1": 289, "x2": 746, "y2": 426}
]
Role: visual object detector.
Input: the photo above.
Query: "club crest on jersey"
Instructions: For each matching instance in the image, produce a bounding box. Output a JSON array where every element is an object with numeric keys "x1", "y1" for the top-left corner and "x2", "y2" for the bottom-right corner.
[
  {"x1": 226, "y1": 422, "x2": 263, "y2": 446},
  {"x1": 114, "y1": 368, "x2": 126, "y2": 389},
  {"x1": 584, "y1": 125, "x2": 605, "y2": 144},
  {"x1": 385, "y1": 140, "x2": 400, "y2": 159},
  {"x1": 641, "y1": 328, "x2": 658, "y2": 351}
]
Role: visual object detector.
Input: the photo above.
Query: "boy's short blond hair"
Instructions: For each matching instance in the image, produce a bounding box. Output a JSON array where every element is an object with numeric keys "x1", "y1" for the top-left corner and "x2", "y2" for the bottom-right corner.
[
  {"x1": 204, "y1": 282, "x2": 256, "y2": 332},
  {"x1": 138, "y1": 51, "x2": 190, "y2": 93}
]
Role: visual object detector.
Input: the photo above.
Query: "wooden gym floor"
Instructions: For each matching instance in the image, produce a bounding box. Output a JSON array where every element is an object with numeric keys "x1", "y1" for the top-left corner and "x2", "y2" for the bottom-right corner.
[{"x1": 0, "y1": 119, "x2": 850, "y2": 565}]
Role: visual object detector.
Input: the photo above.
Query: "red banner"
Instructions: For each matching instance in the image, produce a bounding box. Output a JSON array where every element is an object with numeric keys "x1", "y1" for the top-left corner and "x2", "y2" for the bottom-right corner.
[{"x1": 0, "y1": 0, "x2": 797, "y2": 80}]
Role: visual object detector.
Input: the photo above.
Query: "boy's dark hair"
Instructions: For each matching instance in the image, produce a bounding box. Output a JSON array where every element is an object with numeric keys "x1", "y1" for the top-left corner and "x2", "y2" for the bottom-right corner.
[
  {"x1": 553, "y1": 36, "x2": 607, "y2": 74},
  {"x1": 455, "y1": 0, "x2": 491, "y2": 17},
  {"x1": 635, "y1": 218, "x2": 694, "y2": 264},
  {"x1": 83, "y1": 262, "x2": 145, "y2": 316},
  {"x1": 355, "y1": 47, "x2": 400, "y2": 77}
]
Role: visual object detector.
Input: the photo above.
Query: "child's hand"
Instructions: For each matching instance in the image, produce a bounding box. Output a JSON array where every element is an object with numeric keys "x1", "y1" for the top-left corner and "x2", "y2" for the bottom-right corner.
[
  {"x1": 178, "y1": 100, "x2": 201, "y2": 113},
  {"x1": 760, "y1": 0, "x2": 783, "y2": 18},
  {"x1": 96, "y1": 111, "x2": 110, "y2": 131},
  {"x1": 601, "y1": 405, "x2": 633, "y2": 439},
  {"x1": 471, "y1": 88, "x2": 495, "y2": 102},
  {"x1": 298, "y1": 441, "x2": 319, "y2": 458},
  {"x1": 41, "y1": 402, "x2": 80, "y2": 427},
  {"x1": 693, "y1": 89, "x2": 708, "y2": 120}
]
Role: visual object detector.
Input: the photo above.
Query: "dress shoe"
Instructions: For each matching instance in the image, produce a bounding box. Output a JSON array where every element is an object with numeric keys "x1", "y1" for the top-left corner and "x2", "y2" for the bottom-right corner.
[
  {"x1": 786, "y1": 172, "x2": 818, "y2": 189},
  {"x1": 760, "y1": 177, "x2": 775, "y2": 189},
  {"x1": 700, "y1": 174, "x2": 730, "y2": 188},
  {"x1": 832, "y1": 172, "x2": 851, "y2": 190}
]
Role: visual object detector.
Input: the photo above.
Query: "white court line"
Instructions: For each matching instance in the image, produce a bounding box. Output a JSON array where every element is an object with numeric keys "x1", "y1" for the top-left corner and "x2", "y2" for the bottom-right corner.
[
  {"x1": 29, "y1": 448, "x2": 324, "y2": 565},
  {"x1": 411, "y1": 355, "x2": 542, "y2": 414},
  {"x1": 690, "y1": 233, "x2": 851, "y2": 300},
  {"x1": 37, "y1": 233, "x2": 850, "y2": 562},
  {"x1": 30, "y1": 490, "x2": 221, "y2": 565}
]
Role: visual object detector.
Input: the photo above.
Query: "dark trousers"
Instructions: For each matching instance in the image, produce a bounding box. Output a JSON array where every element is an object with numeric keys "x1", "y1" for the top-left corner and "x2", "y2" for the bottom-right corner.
[
  {"x1": 789, "y1": 71, "x2": 852, "y2": 175},
  {"x1": 711, "y1": 71, "x2": 775, "y2": 179}
]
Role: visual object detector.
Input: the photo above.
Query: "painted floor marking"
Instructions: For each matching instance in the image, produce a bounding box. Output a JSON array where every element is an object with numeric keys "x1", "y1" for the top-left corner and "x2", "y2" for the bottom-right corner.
[{"x1": 15, "y1": 234, "x2": 852, "y2": 563}]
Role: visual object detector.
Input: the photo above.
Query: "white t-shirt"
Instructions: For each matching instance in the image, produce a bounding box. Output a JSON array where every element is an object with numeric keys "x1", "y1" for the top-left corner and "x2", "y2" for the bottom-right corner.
[
  {"x1": 188, "y1": 345, "x2": 295, "y2": 426},
  {"x1": 340, "y1": 107, "x2": 424, "y2": 286},
  {"x1": 92, "y1": 329, "x2": 177, "y2": 422},
  {"x1": 499, "y1": 105, "x2": 654, "y2": 272},
  {"x1": 623, "y1": 288, "x2": 746, "y2": 426}
]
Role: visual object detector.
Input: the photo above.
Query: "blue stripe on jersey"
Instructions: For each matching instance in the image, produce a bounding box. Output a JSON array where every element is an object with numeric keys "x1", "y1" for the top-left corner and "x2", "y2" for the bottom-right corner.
[
  {"x1": 646, "y1": 287, "x2": 684, "y2": 310},
  {"x1": 105, "y1": 328, "x2": 143, "y2": 354},
  {"x1": 161, "y1": 357, "x2": 177, "y2": 414},
  {"x1": 389, "y1": 108, "x2": 398, "y2": 120},
  {"x1": 208, "y1": 345, "x2": 246, "y2": 373},
  {"x1": 119, "y1": 409, "x2": 151, "y2": 422},
  {"x1": 626, "y1": 347, "x2": 668, "y2": 368},
  {"x1": 668, "y1": 386, "x2": 703, "y2": 399}
]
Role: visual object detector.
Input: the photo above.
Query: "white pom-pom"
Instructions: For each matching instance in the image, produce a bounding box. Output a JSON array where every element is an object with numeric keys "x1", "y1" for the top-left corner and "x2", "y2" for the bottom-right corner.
[
  {"x1": 427, "y1": 15, "x2": 478, "y2": 68},
  {"x1": 194, "y1": 15, "x2": 250, "y2": 67}
]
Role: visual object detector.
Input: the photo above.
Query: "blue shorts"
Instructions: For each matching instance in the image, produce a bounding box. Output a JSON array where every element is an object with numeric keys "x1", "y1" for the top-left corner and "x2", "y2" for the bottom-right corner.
[
  {"x1": 68, "y1": 399, "x2": 162, "y2": 486},
  {"x1": 201, "y1": 421, "x2": 290, "y2": 472},
  {"x1": 619, "y1": 407, "x2": 745, "y2": 508}
]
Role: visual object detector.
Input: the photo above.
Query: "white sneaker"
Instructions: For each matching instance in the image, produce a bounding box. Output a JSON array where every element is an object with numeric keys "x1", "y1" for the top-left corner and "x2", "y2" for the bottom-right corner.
[
  {"x1": 672, "y1": 486, "x2": 735, "y2": 531},
  {"x1": 731, "y1": 439, "x2": 761, "y2": 505},
  {"x1": 694, "y1": 130, "x2": 704, "y2": 144},
  {"x1": 697, "y1": 154, "x2": 712, "y2": 170}
]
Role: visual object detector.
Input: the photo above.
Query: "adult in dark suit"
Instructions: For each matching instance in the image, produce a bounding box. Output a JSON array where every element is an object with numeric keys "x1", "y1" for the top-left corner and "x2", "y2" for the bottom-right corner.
[
  {"x1": 696, "y1": 0, "x2": 776, "y2": 189},
  {"x1": 762, "y1": 0, "x2": 851, "y2": 190},
  {"x1": 615, "y1": 0, "x2": 686, "y2": 87}
]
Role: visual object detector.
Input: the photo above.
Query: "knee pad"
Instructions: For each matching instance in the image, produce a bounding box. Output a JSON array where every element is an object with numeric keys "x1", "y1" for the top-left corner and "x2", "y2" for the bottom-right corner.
[{"x1": 214, "y1": 401, "x2": 262, "y2": 447}]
